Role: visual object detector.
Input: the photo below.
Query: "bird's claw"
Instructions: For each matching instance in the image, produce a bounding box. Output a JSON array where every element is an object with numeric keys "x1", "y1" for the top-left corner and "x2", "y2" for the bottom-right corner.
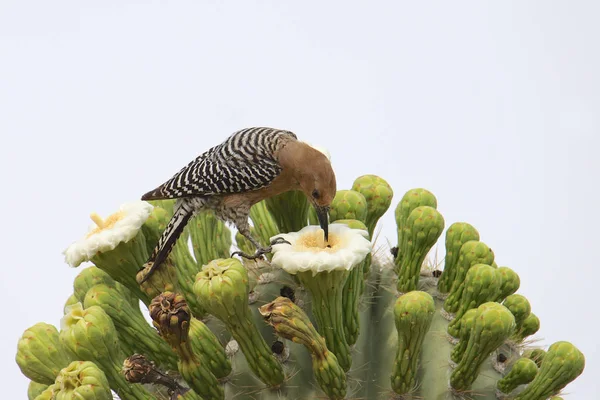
[
  {"x1": 270, "y1": 237, "x2": 291, "y2": 246},
  {"x1": 231, "y1": 248, "x2": 270, "y2": 260},
  {"x1": 230, "y1": 237, "x2": 290, "y2": 260}
]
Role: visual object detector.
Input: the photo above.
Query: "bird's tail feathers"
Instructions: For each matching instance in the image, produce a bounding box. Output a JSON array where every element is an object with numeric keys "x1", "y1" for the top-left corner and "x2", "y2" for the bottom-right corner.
[
  {"x1": 141, "y1": 186, "x2": 166, "y2": 201},
  {"x1": 140, "y1": 201, "x2": 194, "y2": 282}
]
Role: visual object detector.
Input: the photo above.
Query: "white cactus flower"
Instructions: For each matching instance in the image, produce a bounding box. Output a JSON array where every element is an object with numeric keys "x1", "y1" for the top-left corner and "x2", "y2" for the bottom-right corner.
[
  {"x1": 63, "y1": 201, "x2": 153, "y2": 267},
  {"x1": 270, "y1": 223, "x2": 372, "y2": 276}
]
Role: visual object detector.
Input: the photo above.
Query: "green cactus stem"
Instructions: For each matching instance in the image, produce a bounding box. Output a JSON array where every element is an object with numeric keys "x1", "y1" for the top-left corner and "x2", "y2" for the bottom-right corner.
[
  {"x1": 193, "y1": 258, "x2": 285, "y2": 387},
  {"x1": 16, "y1": 323, "x2": 71, "y2": 385},
  {"x1": 437, "y1": 222, "x2": 480, "y2": 294},
  {"x1": 394, "y1": 188, "x2": 438, "y2": 266},
  {"x1": 494, "y1": 266, "x2": 521, "y2": 302},
  {"x1": 351, "y1": 174, "x2": 394, "y2": 237},
  {"x1": 188, "y1": 318, "x2": 232, "y2": 379},
  {"x1": 329, "y1": 190, "x2": 368, "y2": 223},
  {"x1": 450, "y1": 302, "x2": 516, "y2": 391},
  {"x1": 266, "y1": 190, "x2": 310, "y2": 232},
  {"x1": 443, "y1": 240, "x2": 495, "y2": 314},
  {"x1": 28, "y1": 381, "x2": 48, "y2": 400},
  {"x1": 497, "y1": 357, "x2": 538, "y2": 394},
  {"x1": 512, "y1": 312, "x2": 541, "y2": 343},
  {"x1": 450, "y1": 308, "x2": 478, "y2": 364},
  {"x1": 149, "y1": 292, "x2": 224, "y2": 400},
  {"x1": 515, "y1": 341, "x2": 585, "y2": 400},
  {"x1": 390, "y1": 291, "x2": 435, "y2": 395},
  {"x1": 88, "y1": 231, "x2": 151, "y2": 305},
  {"x1": 296, "y1": 268, "x2": 352, "y2": 372},
  {"x1": 260, "y1": 297, "x2": 347, "y2": 400},
  {"x1": 83, "y1": 284, "x2": 179, "y2": 370},
  {"x1": 249, "y1": 200, "x2": 281, "y2": 248},
  {"x1": 123, "y1": 354, "x2": 198, "y2": 399},
  {"x1": 235, "y1": 229, "x2": 256, "y2": 255},
  {"x1": 59, "y1": 303, "x2": 153, "y2": 400},
  {"x1": 333, "y1": 219, "x2": 369, "y2": 346},
  {"x1": 188, "y1": 210, "x2": 232, "y2": 266},
  {"x1": 522, "y1": 348, "x2": 546, "y2": 367},
  {"x1": 169, "y1": 232, "x2": 207, "y2": 319},
  {"x1": 447, "y1": 264, "x2": 500, "y2": 337},
  {"x1": 141, "y1": 203, "x2": 173, "y2": 257},
  {"x1": 502, "y1": 294, "x2": 532, "y2": 334},
  {"x1": 395, "y1": 206, "x2": 445, "y2": 292},
  {"x1": 43, "y1": 361, "x2": 113, "y2": 400}
]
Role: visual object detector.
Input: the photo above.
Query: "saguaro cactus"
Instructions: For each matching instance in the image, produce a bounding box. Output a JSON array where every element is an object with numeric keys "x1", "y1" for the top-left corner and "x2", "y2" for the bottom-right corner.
[{"x1": 17, "y1": 181, "x2": 586, "y2": 400}]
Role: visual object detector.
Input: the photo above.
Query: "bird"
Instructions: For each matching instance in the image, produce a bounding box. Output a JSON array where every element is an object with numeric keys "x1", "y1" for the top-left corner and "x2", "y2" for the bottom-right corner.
[{"x1": 139, "y1": 127, "x2": 337, "y2": 283}]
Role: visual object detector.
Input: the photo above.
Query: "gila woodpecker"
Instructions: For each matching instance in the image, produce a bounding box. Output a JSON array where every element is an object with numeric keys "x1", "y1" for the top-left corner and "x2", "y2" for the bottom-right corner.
[{"x1": 139, "y1": 127, "x2": 337, "y2": 282}]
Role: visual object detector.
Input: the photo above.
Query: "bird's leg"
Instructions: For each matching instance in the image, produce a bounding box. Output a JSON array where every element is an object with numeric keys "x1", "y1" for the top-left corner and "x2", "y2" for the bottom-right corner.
[{"x1": 231, "y1": 221, "x2": 290, "y2": 259}]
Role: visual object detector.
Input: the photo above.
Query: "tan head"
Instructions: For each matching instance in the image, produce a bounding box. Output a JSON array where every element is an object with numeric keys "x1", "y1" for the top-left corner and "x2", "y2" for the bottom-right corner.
[{"x1": 278, "y1": 141, "x2": 337, "y2": 240}]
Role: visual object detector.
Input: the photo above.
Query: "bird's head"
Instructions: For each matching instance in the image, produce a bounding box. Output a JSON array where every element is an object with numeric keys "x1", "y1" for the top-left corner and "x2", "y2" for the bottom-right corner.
[{"x1": 296, "y1": 147, "x2": 337, "y2": 242}]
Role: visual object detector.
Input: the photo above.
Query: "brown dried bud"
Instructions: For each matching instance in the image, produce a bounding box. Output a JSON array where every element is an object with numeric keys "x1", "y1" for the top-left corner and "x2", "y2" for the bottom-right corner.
[
  {"x1": 123, "y1": 354, "x2": 189, "y2": 397},
  {"x1": 149, "y1": 292, "x2": 191, "y2": 345}
]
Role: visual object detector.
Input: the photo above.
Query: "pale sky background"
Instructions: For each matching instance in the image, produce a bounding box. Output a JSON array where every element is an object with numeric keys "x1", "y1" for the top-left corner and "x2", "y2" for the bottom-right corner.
[{"x1": 1, "y1": 1, "x2": 598, "y2": 398}]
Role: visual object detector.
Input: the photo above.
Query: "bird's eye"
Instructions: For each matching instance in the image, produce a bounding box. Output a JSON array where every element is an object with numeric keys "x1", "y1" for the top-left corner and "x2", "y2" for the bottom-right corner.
[{"x1": 312, "y1": 189, "x2": 320, "y2": 199}]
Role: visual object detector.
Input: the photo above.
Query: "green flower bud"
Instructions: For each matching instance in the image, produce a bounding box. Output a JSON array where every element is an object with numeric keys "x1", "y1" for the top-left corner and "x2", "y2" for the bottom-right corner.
[
  {"x1": 396, "y1": 206, "x2": 445, "y2": 292},
  {"x1": 437, "y1": 222, "x2": 480, "y2": 294},
  {"x1": 260, "y1": 297, "x2": 347, "y2": 400},
  {"x1": 443, "y1": 241, "x2": 495, "y2": 313},
  {"x1": 497, "y1": 357, "x2": 538, "y2": 393},
  {"x1": 194, "y1": 259, "x2": 284, "y2": 386},
  {"x1": 390, "y1": 291, "x2": 435, "y2": 395},
  {"x1": 73, "y1": 266, "x2": 139, "y2": 311},
  {"x1": 34, "y1": 385, "x2": 57, "y2": 400},
  {"x1": 27, "y1": 381, "x2": 48, "y2": 400},
  {"x1": 512, "y1": 312, "x2": 541, "y2": 342},
  {"x1": 64, "y1": 294, "x2": 79, "y2": 314},
  {"x1": 515, "y1": 341, "x2": 585, "y2": 400},
  {"x1": 447, "y1": 264, "x2": 500, "y2": 337},
  {"x1": 522, "y1": 348, "x2": 546, "y2": 368},
  {"x1": 52, "y1": 361, "x2": 113, "y2": 400},
  {"x1": 503, "y1": 294, "x2": 532, "y2": 333},
  {"x1": 329, "y1": 190, "x2": 368, "y2": 223},
  {"x1": 84, "y1": 284, "x2": 178, "y2": 370},
  {"x1": 16, "y1": 323, "x2": 71, "y2": 385},
  {"x1": 394, "y1": 188, "x2": 437, "y2": 266},
  {"x1": 59, "y1": 303, "x2": 152, "y2": 400},
  {"x1": 351, "y1": 174, "x2": 394, "y2": 237},
  {"x1": 494, "y1": 266, "x2": 520, "y2": 302},
  {"x1": 450, "y1": 302, "x2": 516, "y2": 391}
]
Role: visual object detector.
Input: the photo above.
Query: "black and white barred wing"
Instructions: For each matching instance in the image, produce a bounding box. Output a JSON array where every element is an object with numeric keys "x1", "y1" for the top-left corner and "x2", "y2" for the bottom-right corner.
[{"x1": 141, "y1": 128, "x2": 294, "y2": 200}]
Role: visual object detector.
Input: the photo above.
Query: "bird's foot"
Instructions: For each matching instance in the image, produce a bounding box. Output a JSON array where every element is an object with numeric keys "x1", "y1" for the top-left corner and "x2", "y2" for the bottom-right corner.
[
  {"x1": 270, "y1": 237, "x2": 291, "y2": 246},
  {"x1": 231, "y1": 237, "x2": 291, "y2": 260}
]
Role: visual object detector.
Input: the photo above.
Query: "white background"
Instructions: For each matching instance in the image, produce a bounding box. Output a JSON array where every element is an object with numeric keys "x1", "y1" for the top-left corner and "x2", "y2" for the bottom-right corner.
[{"x1": 1, "y1": 1, "x2": 598, "y2": 398}]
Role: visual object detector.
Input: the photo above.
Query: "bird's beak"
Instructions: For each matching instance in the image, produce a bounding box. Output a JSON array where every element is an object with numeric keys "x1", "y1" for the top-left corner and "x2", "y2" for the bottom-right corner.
[{"x1": 315, "y1": 206, "x2": 329, "y2": 242}]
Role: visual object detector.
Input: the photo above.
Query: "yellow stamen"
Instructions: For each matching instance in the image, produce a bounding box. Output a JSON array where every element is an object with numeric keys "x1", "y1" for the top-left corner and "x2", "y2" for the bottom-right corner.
[
  {"x1": 86, "y1": 211, "x2": 124, "y2": 238},
  {"x1": 90, "y1": 212, "x2": 105, "y2": 228},
  {"x1": 296, "y1": 230, "x2": 340, "y2": 253}
]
